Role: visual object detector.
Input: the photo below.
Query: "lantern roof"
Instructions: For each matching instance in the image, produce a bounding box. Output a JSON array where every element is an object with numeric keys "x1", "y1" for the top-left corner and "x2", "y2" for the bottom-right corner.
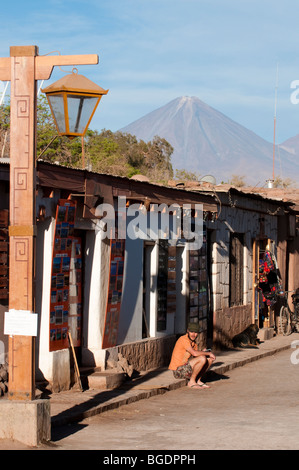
[{"x1": 42, "y1": 72, "x2": 108, "y2": 96}]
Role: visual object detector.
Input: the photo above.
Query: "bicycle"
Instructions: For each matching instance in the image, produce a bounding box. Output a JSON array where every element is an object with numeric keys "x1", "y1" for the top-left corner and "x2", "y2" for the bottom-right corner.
[{"x1": 279, "y1": 289, "x2": 299, "y2": 336}]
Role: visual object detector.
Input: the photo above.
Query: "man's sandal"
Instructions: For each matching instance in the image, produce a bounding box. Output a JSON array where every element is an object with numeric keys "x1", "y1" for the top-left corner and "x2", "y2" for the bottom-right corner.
[
  {"x1": 189, "y1": 383, "x2": 210, "y2": 389},
  {"x1": 199, "y1": 383, "x2": 210, "y2": 388}
]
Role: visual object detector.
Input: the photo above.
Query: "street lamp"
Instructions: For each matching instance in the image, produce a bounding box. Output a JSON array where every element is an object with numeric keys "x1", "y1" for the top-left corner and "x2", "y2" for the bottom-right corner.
[{"x1": 42, "y1": 69, "x2": 108, "y2": 138}]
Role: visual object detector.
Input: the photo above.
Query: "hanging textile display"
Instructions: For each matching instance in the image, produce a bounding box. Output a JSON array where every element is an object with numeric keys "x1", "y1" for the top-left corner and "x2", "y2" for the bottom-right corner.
[{"x1": 258, "y1": 250, "x2": 281, "y2": 307}]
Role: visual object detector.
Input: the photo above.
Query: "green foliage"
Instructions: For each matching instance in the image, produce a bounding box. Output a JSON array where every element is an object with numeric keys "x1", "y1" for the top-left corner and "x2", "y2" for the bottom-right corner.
[
  {"x1": 0, "y1": 103, "x2": 10, "y2": 130},
  {"x1": 0, "y1": 96, "x2": 174, "y2": 183},
  {"x1": 228, "y1": 174, "x2": 247, "y2": 187},
  {"x1": 0, "y1": 102, "x2": 10, "y2": 157},
  {"x1": 175, "y1": 169, "x2": 201, "y2": 181},
  {"x1": 273, "y1": 176, "x2": 295, "y2": 188}
]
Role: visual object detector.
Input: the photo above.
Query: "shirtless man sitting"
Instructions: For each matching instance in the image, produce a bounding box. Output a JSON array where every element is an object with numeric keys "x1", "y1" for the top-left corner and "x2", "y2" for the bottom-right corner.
[{"x1": 169, "y1": 322, "x2": 216, "y2": 389}]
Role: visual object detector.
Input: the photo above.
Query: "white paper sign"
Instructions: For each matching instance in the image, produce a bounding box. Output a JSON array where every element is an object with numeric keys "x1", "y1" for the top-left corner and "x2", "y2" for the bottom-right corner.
[{"x1": 4, "y1": 310, "x2": 38, "y2": 337}]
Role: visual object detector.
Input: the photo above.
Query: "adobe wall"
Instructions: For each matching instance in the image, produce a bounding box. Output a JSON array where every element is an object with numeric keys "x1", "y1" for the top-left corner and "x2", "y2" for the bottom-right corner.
[
  {"x1": 117, "y1": 335, "x2": 177, "y2": 372},
  {"x1": 207, "y1": 192, "x2": 279, "y2": 349},
  {"x1": 213, "y1": 304, "x2": 252, "y2": 349}
]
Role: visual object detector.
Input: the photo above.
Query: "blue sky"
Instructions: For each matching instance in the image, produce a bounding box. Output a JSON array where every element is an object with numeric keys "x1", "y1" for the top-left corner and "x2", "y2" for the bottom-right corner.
[{"x1": 1, "y1": 0, "x2": 299, "y2": 144}]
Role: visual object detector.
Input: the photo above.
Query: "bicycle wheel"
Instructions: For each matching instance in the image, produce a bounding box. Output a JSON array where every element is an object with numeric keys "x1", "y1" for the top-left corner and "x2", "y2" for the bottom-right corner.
[
  {"x1": 279, "y1": 306, "x2": 291, "y2": 335},
  {"x1": 293, "y1": 306, "x2": 299, "y2": 333},
  {"x1": 294, "y1": 315, "x2": 299, "y2": 333}
]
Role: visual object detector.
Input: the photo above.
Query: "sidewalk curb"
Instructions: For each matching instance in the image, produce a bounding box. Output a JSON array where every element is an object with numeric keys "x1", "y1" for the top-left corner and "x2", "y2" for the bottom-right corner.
[
  {"x1": 51, "y1": 377, "x2": 187, "y2": 427},
  {"x1": 51, "y1": 338, "x2": 296, "y2": 428},
  {"x1": 212, "y1": 343, "x2": 292, "y2": 375}
]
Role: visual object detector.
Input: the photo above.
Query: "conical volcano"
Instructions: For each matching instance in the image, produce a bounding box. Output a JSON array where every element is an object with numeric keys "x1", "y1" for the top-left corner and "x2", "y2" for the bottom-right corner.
[{"x1": 120, "y1": 96, "x2": 299, "y2": 185}]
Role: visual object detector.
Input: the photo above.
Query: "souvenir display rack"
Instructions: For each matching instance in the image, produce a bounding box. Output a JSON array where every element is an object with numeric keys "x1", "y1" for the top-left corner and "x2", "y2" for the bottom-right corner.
[
  {"x1": 102, "y1": 239, "x2": 125, "y2": 348},
  {"x1": 188, "y1": 227, "x2": 208, "y2": 333},
  {"x1": 49, "y1": 200, "x2": 82, "y2": 351},
  {"x1": 102, "y1": 209, "x2": 126, "y2": 349},
  {"x1": 68, "y1": 237, "x2": 82, "y2": 347},
  {"x1": 156, "y1": 242, "x2": 177, "y2": 331}
]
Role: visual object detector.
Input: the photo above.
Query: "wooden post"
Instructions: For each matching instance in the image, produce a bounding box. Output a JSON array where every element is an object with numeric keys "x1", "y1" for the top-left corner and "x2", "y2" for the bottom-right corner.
[
  {"x1": 0, "y1": 46, "x2": 99, "y2": 400},
  {"x1": 8, "y1": 46, "x2": 37, "y2": 400}
]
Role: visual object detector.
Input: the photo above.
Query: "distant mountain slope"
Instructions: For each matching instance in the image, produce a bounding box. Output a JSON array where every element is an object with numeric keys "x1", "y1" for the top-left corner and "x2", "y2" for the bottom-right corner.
[
  {"x1": 280, "y1": 134, "x2": 299, "y2": 156},
  {"x1": 120, "y1": 96, "x2": 299, "y2": 185}
]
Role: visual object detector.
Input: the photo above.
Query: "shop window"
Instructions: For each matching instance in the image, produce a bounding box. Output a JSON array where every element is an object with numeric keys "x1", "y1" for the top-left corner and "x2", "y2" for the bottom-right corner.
[{"x1": 229, "y1": 233, "x2": 244, "y2": 307}]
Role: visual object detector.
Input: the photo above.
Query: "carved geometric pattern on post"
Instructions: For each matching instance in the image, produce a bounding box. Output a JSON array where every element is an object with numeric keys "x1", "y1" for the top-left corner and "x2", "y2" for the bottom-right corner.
[
  {"x1": 14, "y1": 169, "x2": 28, "y2": 190},
  {"x1": 11, "y1": 90, "x2": 32, "y2": 223},
  {"x1": 11, "y1": 236, "x2": 30, "y2": 311},
  {"x1": 14, "y1": 238, "x2": 29, "y2": 262},
  {"x1": 17, "y1": 97, "x2": 30, "y2": 118}
]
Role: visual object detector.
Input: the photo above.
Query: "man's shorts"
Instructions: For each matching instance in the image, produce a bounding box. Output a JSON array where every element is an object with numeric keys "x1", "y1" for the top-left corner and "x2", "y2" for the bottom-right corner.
[{"x1": 173, "y1": 362, "x2": 192, "y2": 379}]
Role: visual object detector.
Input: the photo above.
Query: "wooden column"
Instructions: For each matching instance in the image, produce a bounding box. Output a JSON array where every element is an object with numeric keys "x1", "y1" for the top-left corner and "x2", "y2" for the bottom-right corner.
[{"x1": 8, "y1": 46, "x2": 37, "y2": 400}]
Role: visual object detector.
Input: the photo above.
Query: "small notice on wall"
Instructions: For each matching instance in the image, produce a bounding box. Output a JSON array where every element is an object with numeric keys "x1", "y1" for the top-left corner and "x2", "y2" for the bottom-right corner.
[{"x1": 4, "y1": 310, "x2": 38, "y2": 336}]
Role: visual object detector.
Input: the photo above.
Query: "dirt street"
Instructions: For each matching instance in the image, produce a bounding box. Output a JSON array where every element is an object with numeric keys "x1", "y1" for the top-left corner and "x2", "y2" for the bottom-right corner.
[
  {"x1": 49, "y1": 347, "x2": 299, "y2": 451},
  {"x1": 0, "y1": 347, "x2": 298, "y2": 451}
]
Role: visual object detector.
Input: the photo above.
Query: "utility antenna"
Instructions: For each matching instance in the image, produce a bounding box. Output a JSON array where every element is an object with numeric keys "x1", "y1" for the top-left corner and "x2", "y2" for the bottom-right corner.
[{"x1": 272, "y1": 63, "x2": 279, "y2": 181}]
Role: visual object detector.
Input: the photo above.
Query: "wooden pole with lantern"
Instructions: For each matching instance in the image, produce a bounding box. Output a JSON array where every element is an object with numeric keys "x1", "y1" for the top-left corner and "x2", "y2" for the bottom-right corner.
[{"x1": 0, "y1": 45, "x2": 106, "y2": 401}]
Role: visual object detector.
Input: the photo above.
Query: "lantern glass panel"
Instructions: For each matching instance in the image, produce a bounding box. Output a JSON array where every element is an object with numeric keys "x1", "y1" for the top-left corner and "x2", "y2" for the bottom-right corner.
[
  {"x1": 67, "y1": 95, "x2": 99, "y2": 134},
  {"x1": 48, "y1": 94, "x2": 66, "y2": 133}
]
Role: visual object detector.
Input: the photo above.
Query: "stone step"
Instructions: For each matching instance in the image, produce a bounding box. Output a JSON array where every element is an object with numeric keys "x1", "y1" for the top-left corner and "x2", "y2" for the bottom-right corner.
[
  {"x1": 79, "y1": 366, "x2": 102, "y2": 376},
  {"x1": 86, "y1": 370, "x2": 125, "y2": 390},
  {"x1": 258, "y1": 327, "x2": 275, "y2": 341}
]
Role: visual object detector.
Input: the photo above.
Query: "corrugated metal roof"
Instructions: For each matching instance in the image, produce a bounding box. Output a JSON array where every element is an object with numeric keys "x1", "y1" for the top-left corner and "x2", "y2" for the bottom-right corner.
[{"x1": 0, "y1": 160, "x2": 297, "y2": 210}]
